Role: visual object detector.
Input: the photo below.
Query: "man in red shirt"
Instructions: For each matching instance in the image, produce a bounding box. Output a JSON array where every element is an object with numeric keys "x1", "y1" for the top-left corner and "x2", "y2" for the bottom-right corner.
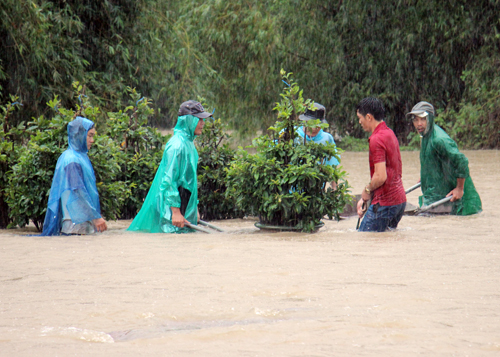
[{"x1": 356, "y1": 97, "x2": 406, "y2": 232}]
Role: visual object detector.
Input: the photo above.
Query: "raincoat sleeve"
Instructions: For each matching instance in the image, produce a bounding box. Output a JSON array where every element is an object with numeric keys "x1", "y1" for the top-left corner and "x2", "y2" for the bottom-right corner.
[
  {"x1": 433, "y1": 136, "x2": 470, "y2": 179},
  {"x1": 64, "y1": 163, "x2": 102, "y2": 224},
  {"x1": 158, "y1": 148, "x2": 183, "y2": 211}
]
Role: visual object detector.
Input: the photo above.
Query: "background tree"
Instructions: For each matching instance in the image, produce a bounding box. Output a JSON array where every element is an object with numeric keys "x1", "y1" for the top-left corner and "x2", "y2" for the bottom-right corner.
[{"x1": 1, "y1": 0, "x2": 499, "y2": 147}]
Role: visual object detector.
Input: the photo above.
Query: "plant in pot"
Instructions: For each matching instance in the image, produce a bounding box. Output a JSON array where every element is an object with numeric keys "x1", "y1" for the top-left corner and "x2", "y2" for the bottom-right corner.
[
  {"x1": 225, "y1": 70, "x2": 351, "y2": 232},
  {"x1": 197, "y1": 114, "x2": 244, "y2": 221}
]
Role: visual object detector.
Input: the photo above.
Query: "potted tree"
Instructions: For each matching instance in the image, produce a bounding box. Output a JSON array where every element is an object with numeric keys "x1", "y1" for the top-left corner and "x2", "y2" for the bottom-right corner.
[{"x1": 226, "y1": 70, "x2": 351, "y2": 232}]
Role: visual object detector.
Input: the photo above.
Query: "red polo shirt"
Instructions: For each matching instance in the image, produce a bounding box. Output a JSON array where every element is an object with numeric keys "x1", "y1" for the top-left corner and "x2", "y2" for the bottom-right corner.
[{"x1": 368, "y1": 121, "x2": 406, "y2": 206}]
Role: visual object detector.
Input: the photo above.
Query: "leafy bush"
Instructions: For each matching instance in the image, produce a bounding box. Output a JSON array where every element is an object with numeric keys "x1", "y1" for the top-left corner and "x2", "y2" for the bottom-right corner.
[
  {"x1": 0, "y1": 97, "x2": 25, "y2": 228},
  {"x1": 105, "y1": 88, "x2": 168, "y2": 219},
  {"x1": 226, "y1": 71, "x2": 351, "y2": 232},
  {"x1": 6, "y1": 102, "x2": 69, "y2": 231},
  {"x1": 197, "y1": 117, "x2": 244, "y2": 221}
]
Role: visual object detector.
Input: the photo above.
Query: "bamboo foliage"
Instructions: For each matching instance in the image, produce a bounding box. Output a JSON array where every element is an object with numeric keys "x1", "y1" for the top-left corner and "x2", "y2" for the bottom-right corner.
[{"x1": 1, "y1": 0, "x2": 499, "y2": 147}]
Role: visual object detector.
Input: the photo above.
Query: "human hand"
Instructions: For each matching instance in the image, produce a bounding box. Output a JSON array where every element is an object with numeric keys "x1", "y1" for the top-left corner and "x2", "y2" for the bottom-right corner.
[
  {"x1": 330, "y1": 181, "x2": 338, "y2": 191},
  {"x1": 446, "y1": 187, "x2": 464, "y2": 202},
  {"x1": 93, "y1": 218, "x2": 108, "y2": 233},
  {"x1": 172, "y1": 209, "x2": 188, "y2": 228},
  {"x1": 357, "y1": 198, "x2": 368, "y2": 218}
]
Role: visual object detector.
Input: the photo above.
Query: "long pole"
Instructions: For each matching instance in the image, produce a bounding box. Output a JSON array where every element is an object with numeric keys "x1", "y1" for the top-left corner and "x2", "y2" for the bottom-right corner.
[
  {"x1": 405, "y1": 182, "x2": 421, "y2": 194},
  {"x1": 417, "y1": 196, "x2": 453, "y2": 214},
  {"x1": 199, "y1": 220, "x2": 225, "y2": 232},
  {"x1": 185, "y1": 223, "x2": 213, "y2": 234}
]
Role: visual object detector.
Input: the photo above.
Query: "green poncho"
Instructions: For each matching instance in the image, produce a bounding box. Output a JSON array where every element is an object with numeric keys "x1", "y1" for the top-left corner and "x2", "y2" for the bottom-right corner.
[
  {"x1": 128, "y1": 115, "x2": 200, "y2": 233},
  {"x1": 419, "y1": 113, "x2": 482, "y2": 215}
]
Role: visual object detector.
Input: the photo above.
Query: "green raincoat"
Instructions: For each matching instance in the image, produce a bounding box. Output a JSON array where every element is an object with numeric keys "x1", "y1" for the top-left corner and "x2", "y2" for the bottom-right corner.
[
  {"x1": 419, "y1": 113, "x2": 482, "y2": 215},
  {"x1": 128, "y1": 115, "x2": 200, "y2": 233}
]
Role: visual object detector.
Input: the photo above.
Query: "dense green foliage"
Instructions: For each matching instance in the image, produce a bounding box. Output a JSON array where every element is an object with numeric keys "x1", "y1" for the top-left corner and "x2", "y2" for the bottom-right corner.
[
  {"x1": 0, "y1": 98, "x2": 25, "y2": 228},
  {"x1": 436, "y1": 50, "x2": 500, "y2": 148},
  {"x1": 2, "y1": 0, "x2": 498, "y2": 147},
  {"x1": 196, "y1": 117, "x2": 244, "y2": 221},
  {"x1": 226, "y1": 71, "x2": 351, "y2": 232},
  {"x1": 105, "y1": 88, "x2": 168, "y2": 219}
]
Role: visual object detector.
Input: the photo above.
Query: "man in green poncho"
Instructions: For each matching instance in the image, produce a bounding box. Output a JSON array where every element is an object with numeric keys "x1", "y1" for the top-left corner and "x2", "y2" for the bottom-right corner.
[
  {"x1": 127, "y1": 100, "x2": 211, "y2": 233},
  {"x1": 406, "y1": 101, "x2": 482, "y2": 215}
]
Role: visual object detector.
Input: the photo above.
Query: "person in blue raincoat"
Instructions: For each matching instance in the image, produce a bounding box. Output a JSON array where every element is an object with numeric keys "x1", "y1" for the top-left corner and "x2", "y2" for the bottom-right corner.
[
  {"x1": 127, "y1": 100, "x2": 211, "y2": 233},
  {"x1": 297, "y1": 102, "x2": 340, "y2": 190},
  {"x1": 41, "y1": 117, "x2": 107, "y2": 236}
]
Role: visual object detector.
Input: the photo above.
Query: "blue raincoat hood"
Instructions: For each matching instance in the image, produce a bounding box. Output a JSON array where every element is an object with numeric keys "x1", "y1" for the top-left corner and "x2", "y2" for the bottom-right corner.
[{"x1": 68, "y1": 116, "x2": 94, "y2": 152}]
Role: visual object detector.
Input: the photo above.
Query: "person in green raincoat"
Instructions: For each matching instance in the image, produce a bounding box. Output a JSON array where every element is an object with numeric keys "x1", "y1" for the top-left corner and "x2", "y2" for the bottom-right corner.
[
  {"x1": 127, "y1": 100, "x2": 211, "y2": 233},
  {"x1": 406, "y1": 101, "x2": 482, "y2": 215}
]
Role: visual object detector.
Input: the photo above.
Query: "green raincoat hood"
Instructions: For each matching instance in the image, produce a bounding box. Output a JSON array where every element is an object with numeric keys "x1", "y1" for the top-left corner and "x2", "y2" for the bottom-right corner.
[
  {"x1": 174, "y1": 115, "x2": 200, "y2": 141},
  {"x1": 421, "y1": 112, "x2": 435, "y2": 138}
]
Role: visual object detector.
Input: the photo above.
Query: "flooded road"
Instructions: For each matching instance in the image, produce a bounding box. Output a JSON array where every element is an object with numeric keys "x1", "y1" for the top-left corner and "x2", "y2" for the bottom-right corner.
[{"x1": 1, "y1": 150, "x2": 499, "y2": 356}]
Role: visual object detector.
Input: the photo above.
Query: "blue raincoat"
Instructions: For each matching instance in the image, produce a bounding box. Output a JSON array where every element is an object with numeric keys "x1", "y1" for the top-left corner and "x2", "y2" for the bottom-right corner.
[
  {"x1": 41, "y1": 117, "x2": 102, "y2": 236},
  {"x1": 127, "y1": 114, "x2": 200, "y2": 233},
  {"x1": 297, "y1": 127, "x2": 340, "y2": 166}
]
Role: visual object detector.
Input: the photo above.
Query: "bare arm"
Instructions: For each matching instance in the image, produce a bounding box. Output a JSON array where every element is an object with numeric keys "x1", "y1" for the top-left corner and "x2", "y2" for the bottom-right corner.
[
  {"x1": 361, "y1": 162, "x2": 387, "y2": 202},
  {"x1": 447, "y1": 177, "x2": 465, "y2": 202}
]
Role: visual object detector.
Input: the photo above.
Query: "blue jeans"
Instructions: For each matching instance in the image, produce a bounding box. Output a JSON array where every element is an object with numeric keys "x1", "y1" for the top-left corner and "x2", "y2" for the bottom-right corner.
[{"x1": 358, "y1": 202, "x2": 406, "y2": 232}]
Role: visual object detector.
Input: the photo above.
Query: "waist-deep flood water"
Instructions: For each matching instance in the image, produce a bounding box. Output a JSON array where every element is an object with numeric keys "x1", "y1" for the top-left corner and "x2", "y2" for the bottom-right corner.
[{"x1": 1, "y1": 150, "x2": 499, "y2": 356}]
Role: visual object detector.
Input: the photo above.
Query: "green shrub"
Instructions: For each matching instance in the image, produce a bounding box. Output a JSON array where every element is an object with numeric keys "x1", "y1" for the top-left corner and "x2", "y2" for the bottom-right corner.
[
  {"x1": 0, "y1": 97, "x2": 26, "y2": 228},
  {"x1": 105, "y1": 88, "x2": 168, "y2": 219},
  {"x1": 225, "y1": 71, "x2": 351, "y2": 232},
  {"x1": 197, "y1": 117, "x2": 244, "y2": 221}
]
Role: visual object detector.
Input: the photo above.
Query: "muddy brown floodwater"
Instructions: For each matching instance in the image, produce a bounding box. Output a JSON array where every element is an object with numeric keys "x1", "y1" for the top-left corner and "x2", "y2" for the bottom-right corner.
[{"x1": 1, "y1": 150, "x2": 499, "y2": 356}]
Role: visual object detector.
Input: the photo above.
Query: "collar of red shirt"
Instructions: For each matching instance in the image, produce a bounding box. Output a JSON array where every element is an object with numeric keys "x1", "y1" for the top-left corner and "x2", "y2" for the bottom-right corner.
[{"x1": 368, "y1": 121, "x2": 387, "y2": 141}]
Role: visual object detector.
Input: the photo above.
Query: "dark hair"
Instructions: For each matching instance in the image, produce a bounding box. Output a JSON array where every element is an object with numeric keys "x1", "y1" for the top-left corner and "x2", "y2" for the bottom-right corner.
[{"x1": 356, "y1": 97, "x2": 385, "y2": 121}]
